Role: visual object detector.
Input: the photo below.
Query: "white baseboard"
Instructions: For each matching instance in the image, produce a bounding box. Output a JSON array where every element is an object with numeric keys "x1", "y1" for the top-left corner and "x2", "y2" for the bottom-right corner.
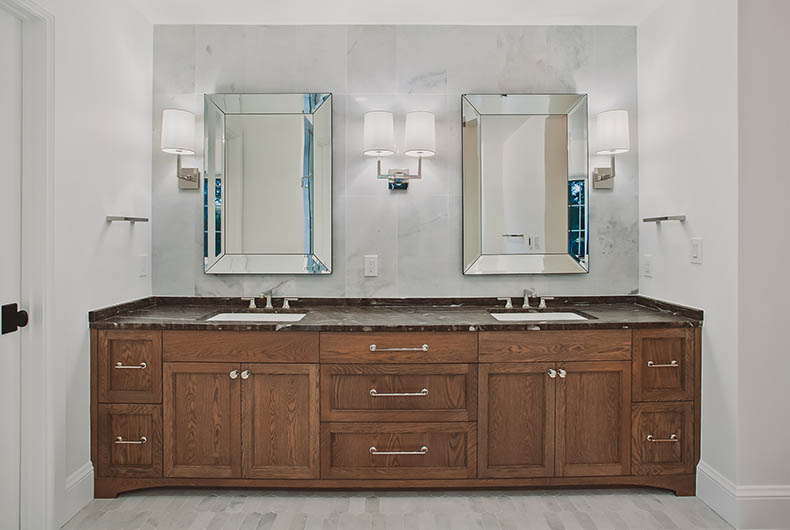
[
  {"x1": 59, "y1": 461, "x2": 94, "y2": 528},
  {"x1": 698, "y1": 460, "x2": 790, "y2": 530}
]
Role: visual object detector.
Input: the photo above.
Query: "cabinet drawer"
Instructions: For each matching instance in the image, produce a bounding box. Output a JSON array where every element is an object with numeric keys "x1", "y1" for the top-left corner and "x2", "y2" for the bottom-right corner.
[
  {"x1": 163, "y1": 331, "x2": 318, "y2": 363},
  {"x1": 321, "y1": 422, "x2": 477, "y2": 479},
  {"x1": 479, "y1": 330, "x2": 631, "y2": 362},
  {"x1": 97, "y1": 404, "x2": 163, "y2": 478},
  {"x1": 320, "y1": 333, "x2": 477, "y2": 363},
  {"x1": 97, "y1": 330, "x2": 162, "y2": 403},
  {"x1": 321, "y1": 364, "x2": 476, "y2": 422},
  {"x1": 632, "y1": 402, "x2": 695, "y2": 475},
  {"x1": 632, "y1": 329, "x2": 695, "y2": 401}
]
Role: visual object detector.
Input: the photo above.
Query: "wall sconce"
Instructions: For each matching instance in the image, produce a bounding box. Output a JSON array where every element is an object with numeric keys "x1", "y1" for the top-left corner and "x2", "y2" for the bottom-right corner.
[
  {"x1": 363, "y1": 110, "x2": 436, "y2": 190},
  {"x1": 593, "y1": 109, "x2": 630, "y2": 189},
  {"x1": 161, "y1": 109, "x2": 200, "y2": 190}
]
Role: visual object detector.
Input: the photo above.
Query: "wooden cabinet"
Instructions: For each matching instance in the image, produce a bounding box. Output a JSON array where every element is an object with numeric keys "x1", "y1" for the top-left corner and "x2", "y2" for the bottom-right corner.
[
  {"x1": 478, "y1": 363, "x2": 555, "y2": 478},
  {"x1": 163, "y1": 362, "x2": 241, "y2": 478},
  {"x1": 241, "y1": 364, "x2": 319, "y2": 479},
  {"x1": 556, "y1": 361, "x2": 631, "y2": 477},
  {"x1": 92, "y1": 325, "x2": 700, "y2": 498}
]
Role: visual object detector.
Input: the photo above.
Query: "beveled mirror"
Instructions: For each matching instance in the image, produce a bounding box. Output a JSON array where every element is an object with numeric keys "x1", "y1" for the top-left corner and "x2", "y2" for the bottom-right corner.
[
  {"x1": 204, "y1": 93, "x2": 332, "y2": 274},
  {"x1": 462, "y1": 94, "x2": 589, "y2": 275}
]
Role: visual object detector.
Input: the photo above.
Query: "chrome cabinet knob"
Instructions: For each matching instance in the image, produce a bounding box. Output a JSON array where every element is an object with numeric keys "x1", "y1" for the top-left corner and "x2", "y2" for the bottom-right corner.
[
  {"x1": 241, "y1": 370, "x2": 250, "y2": 380},
  {"x1": 547, "y1": 369, "x2": 557, "y2": 379},
  {"x1": 558, "y1": 368, "x2": 567, "y2": 379},
  {"x1": 229, "y1": 370, "x2": 239, "y2": 380}
]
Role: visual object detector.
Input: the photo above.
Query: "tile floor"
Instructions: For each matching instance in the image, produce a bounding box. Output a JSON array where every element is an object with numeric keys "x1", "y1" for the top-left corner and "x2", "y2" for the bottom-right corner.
[{"x1": 62, "y1": 488, "x2": 732, "y2": 530}]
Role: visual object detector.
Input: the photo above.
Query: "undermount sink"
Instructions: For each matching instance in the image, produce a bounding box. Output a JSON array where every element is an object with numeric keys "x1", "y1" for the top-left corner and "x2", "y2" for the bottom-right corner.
[
  {"x1": 490, "y1": 312, "x2": 588, "y2": 322},
  {"x1": 207, "y1": 313, "x2": 306, "y2": 323}
]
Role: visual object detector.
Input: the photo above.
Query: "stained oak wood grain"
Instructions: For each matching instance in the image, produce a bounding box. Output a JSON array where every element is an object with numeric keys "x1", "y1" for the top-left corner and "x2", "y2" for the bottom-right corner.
[
  {"x1": 321, "y1": 422, "x2": 477, "y2": 479},
  {"x1": 241, "y1": 364, "x2": 319, "y2": 479},
  {"x1": 97, "y1": 330, "x2": 162, "y2": 403},
  {"x1": 556, "y1": 361, "x2": 631, "y2": 477},
  {"x1": 632, "y1": 328, "x2": 695, "y2": 401},
  {"x1": 163, "y1": 362, "x2": 241, "y2": 478},
  {"x1": 97, "y1": 404, "x2": 163, "y2": 478},
  {"x1": 320, "y1": 333, "x2": 478, "y2": 363},
  {"x1": 321, "y1": 364, "x2": 476, "y2": 422},
  {"x1": 478, "y1": 363, "x2": 555, "y2": 478},
  {"x1": 632, "y1": 402, "x2": 695, "y2": 475},
  {"x1": 163, "y1": 331, "x2": 318, "y2": 363},
  {"x1": 479, "y1": 330, "x2": 631, "y2": 362}
]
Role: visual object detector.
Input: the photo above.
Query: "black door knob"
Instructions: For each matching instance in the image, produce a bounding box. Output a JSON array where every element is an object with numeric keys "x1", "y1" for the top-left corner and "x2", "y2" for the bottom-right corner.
[{"x1": 2, "y1": 303, "x2": 29, "y2": 335}]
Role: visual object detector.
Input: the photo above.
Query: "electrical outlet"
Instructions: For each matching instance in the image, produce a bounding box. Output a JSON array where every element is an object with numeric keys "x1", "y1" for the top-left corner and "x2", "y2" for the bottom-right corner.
[
  {"x1": 363, "y1": 255, "x2": 378, "y2": 277},
  {"x1": 690, "y1": 238, "x2": 703, "y2": 264},
  {"x1": 643, "y1": 254, "x2": 654, "y2": 278}
]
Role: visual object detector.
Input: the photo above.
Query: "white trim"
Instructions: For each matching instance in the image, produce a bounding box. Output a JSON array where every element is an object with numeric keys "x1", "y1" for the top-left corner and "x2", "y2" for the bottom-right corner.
[
  {"x1": 698, "y1": 460, "x2": 738, "y2": 526},
  {"x1": 0, "y1": 0, "x2": 56, "y2": 529},
  {"x1": 62, "y1": 462, "x2": 94, "y2": 523},
  {"x1": 698, "y1": 460, "x2": 790, "y2": 530}
]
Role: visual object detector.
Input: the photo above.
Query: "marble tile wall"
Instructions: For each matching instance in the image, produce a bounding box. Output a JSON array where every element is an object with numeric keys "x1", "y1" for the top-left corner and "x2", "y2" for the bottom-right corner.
[{"x1": 152, "y1": 25, "x2": 638, "y2": 297}]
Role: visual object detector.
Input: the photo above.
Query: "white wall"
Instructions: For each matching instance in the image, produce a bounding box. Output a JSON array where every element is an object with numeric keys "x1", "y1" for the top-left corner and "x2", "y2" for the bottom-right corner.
[
  {"x1": 637, "y1": 0, "x2": 740, "y2": 524},
  {"x1": 152, "y1": 25, "x2": 640, "y2": 298},
  {"x1": 737, "y1": 1, "x2": 790, "y2": 527},
  {"x1": 36, "y1": 0, "x2": 153, "y2": 526}
]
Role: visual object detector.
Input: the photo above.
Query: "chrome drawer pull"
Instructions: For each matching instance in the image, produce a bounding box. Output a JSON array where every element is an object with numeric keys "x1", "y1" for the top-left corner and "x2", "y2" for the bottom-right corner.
[
  {"x1": 647, "y1": 360, "x2": 679, "y2": 368},
  {"x1": 647, "y1": 434, "x2": 679, "y2": 443},
  {"x1": 369, "y1": 344, "x2": 429, "y2": 352},
  {"x1": 369, "y1": 445, "x2": 428, "y2": 456},
  {"x1": 370, "y1": 388, "x2": 429, "y2": 397},
  {"x1": 115, "y1": 361, "x2": 147, "y2": 370},
  {"x1": 115, "y1": 436, "x2": 147, "y2": 445}
]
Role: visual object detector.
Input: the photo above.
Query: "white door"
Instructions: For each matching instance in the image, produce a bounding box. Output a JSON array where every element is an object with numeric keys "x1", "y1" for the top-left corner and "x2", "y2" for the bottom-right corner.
[{"x1": 0, "y1": 6, "x2": 23, "y2": 530}]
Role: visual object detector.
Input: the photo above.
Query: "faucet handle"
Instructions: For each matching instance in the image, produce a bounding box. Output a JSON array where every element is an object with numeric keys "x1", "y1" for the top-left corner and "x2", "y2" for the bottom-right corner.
[
  {"x1": 241, "y1": 296, "x2": 256, "y2": 309},
  {"x1": 282, "y1": 297, "x2": 298, "y2": 310},
  {"x1": 260, "y1": 293, "x2": 274, "y2": 309},
  {"x1": 538, "y1": 297, "x2": 553, "y2": 309},
  {"x1": 523, "y1": 289, "x2": 536, "y2": 309},
  {"x1": 497, "y1": 297, "x2": 513, "y2": 310}
]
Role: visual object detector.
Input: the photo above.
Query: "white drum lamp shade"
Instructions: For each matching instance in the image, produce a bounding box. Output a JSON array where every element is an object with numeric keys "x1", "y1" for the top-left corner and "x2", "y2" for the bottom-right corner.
[
  {"x1": 595, "y1": 110, "x2": 630, "y2": 155},
  {"x1": 161, "y1": 109, "x2": 196, "y2": 155},
  {"x1": 363, "y1": 111, "x2": 395, "y2": 156},
  {"x1": 404, "y1": 111, "x2": 436, "y2": 157}
]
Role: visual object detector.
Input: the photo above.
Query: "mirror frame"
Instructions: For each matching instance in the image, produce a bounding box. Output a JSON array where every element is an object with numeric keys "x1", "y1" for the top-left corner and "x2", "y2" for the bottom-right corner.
[
  {"x1": 203, "y1": 93, "x2": 333, "y2": 275},
  {"x1": 461, "y1": 93, "x2": 590, "y2": 275}
]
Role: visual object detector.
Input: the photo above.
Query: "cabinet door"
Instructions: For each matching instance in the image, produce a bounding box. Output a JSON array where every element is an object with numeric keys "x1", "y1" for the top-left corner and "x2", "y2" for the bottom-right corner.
[
  {"x1": 241, "y1": 364, "x2": 319, "y2": 479},
  {"x1": 163, "y1": 362, "x2": 241, "y2": 478},
  {"x1": 478, "y1": 363, "x2": 556, "y2": 478},
  {"x1": 556, "y1": 361, "x2": 631, "y2": 477}
]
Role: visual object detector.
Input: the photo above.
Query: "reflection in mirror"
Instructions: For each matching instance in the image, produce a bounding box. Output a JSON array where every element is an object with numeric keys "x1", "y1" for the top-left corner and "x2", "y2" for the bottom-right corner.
[
  {"x1": 204, "y1": 93, "x2": 332, "y2": 274},
  {"x1": 462, "y1": 94, "x2": 589, "y2": 274}
]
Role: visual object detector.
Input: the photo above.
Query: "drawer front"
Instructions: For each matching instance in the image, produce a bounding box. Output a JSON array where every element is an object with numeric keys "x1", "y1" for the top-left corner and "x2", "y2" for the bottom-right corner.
[
  {"x1": 97, "y1": 330, "x2": 162, "y2": 403},
  {"x1": 321, "y1": 364, "x2": 477, "y2": 422},
  {"x1": 320, "y1": 333, "x2": 477, "y2": 363},
  {"x1": 321, "y1": 422, "x2": 477, "y2": 479},
  {"x1": 163, "y1": 331, "x2": 318, "y2": 363},
  {"x1": 632, "y1": 402, "x2": 695, "y2": 475},
  {"x1": 97, "y1": 404, "x2": 163, "y2": 478},
  {"x1": 632, "y1": 329, "x2": 695, "y2": 401},
  {"x1": 479, "y1": 330, "x2": 631, "y2": 362}
]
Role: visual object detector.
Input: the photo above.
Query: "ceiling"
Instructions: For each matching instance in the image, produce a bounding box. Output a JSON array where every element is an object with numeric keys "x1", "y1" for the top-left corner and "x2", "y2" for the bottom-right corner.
[{"x1": 129, "y1": 0, "x2": 664, "y2": 26}]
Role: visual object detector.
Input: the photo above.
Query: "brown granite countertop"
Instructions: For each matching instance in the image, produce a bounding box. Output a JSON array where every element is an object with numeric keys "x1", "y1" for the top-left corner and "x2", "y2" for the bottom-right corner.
[{"x1": 88, "y1": 296, "x2": 702, "y2": 332}]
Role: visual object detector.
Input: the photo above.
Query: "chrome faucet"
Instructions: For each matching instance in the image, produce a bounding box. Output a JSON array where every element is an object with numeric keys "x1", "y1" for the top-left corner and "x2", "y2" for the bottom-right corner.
[
  {"x1": 523, "y1": 289, "x2": 537, "y2": 309},
  {"x1": 260, "y1": 292, "x2": 274, "y2": 310}
]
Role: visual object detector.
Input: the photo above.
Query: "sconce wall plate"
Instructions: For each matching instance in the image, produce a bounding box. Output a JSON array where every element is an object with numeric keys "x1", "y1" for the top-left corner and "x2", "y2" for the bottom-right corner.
[
  {"x1": 177, "y1": 155, "x2": 200, "y2": 190},
  {"x1": 592, "y1": 155, "x2": 615, "y2": 189}
]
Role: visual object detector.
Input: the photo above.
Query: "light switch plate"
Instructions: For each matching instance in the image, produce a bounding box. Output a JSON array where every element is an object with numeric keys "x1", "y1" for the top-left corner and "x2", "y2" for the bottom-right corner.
[
  {"x1": 690, "y1": 238, "x2": 703, "y2": 264},
  {"x1": 363, "y1": 255, "x2": 378, "y2": 277},
  {"x1": 643, "y1": 254, "x2": 654, "y2": 278}
]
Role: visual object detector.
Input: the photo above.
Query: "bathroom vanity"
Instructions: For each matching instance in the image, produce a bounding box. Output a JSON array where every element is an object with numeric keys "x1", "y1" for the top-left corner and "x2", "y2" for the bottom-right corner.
[{"x1": 89, "y1": 297, "x2": 701, "y2": 498}]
